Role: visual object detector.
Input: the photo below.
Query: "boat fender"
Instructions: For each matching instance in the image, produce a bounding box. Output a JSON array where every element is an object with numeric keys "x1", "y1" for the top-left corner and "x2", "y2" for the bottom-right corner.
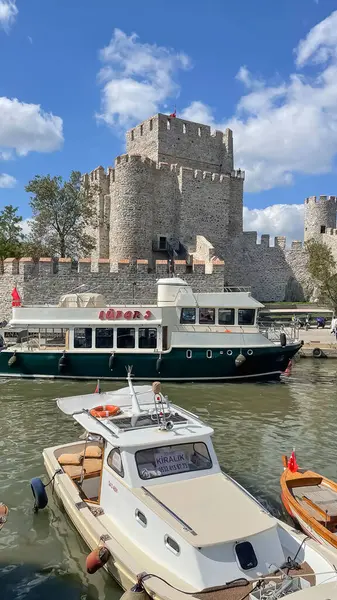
[
  {"x1": 156, "y1": 357, "x2": 162, "y2": 374},
  {"x1": 280, "y1": 333, "x2": 287, "y2": 347},
  {"x1": 30, "y1": 477, "x2": 48, "y2": 512},
  {"x1": 108, "y1": 353, "x2": 114, "y2": 371},
  {"x1": 58, "y1": 352, "x2": 67, "y2": 373},
  {"x1": 235, "y1": 353, "x2": 246, "y2": 367},
  {"x1": 313, "y1": 347, "x2": 323, "y2": 358},
  {"x1": 8, "y1": 350, "x2": 17, "y2": 366},
  {"x1": 86, "y1": 546, "x2": 110, "y2": 574}
]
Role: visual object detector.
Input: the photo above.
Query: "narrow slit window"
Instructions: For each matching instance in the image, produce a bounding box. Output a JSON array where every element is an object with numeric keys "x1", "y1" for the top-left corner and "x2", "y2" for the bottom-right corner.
[
  {"x1": 150, "y1": 119, "x2": 153, "y2": 131},
  {"x1": 131, "y1": 130, "x2": 134, "y2": 141},
  {"x1": 198, "y1": 127, "x2": 201, "y2": 137},
  {"x1": 321, "y1": 225, "x2": 326, "y2": 233},
  {"x1": 167, "y1": 119, "x2": 171, "y2": 130},
  {"x1": 183, "y1": 123, "x2": 186, "y2": 134},
  {"x1": 140, "y1": 124, "x2": 143, "y2": 136}
]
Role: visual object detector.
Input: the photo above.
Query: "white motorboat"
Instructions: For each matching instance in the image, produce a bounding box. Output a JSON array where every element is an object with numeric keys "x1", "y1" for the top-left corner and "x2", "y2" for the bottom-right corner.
[{"x1": 33, "y1": 374, "x2": 337, "y2": 600}]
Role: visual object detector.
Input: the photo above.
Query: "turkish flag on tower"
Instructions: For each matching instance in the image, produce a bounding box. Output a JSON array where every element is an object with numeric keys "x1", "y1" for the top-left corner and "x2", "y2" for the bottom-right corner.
[{"x1": 11, "y1": 288, "x2": 21, "y2": 307}]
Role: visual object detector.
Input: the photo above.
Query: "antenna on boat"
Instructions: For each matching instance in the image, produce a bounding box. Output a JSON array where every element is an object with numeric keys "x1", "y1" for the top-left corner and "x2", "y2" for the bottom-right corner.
[{"x1": 127, "y1": 366, "x2": 141, "y2": 415}]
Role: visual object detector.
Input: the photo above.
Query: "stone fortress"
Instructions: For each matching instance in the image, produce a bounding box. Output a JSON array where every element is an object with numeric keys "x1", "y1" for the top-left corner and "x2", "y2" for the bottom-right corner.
[{"x1": 0, "y1": 113, "x2": 336, "y2": 318}]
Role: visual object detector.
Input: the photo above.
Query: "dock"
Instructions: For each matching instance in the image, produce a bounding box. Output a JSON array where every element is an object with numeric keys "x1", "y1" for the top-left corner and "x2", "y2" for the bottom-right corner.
[{"x1": 297, "y1": 328, "x2": 337, "y2": 358}]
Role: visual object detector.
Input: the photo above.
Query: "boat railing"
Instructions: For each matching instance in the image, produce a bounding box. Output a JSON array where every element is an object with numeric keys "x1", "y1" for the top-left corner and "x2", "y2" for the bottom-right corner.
[
  {"x1": 258, "y1": 322, "x2": 300, "y2": 343},
  {"x1": 223, "y1": 286, "x2": 251, "y2": 293}
]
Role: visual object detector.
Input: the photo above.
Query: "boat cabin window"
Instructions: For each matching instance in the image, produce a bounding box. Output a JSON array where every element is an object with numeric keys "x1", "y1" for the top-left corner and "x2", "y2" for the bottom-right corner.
[
  {"x1": 136, "y1": 442, "x2": 212, "y2": 480},
  {"x1": 165, "y1": 535, "x2": 180, "y2": 555},
  {"x1": 139, "y1": 328, "x2": 157, "y2": 349},
  {"x1": 107, "y1": 448, "x2": 124, "y2": 477},
  {"x1": 95, "y1": 328, "x2": 114, "y2": 349},
  {"x1": 135, "y1": 509, "x2": 147, "y2": 527},
  {"x1": 74, "y1": 327, "x2": 92, "y2": 349},
  {"x1": 199, "y1": 308, "x2": 215, "y2": 324},
  {"x1": 218, "y1": 309, "x2": 235, "y2": 325},
  {"x1": 238, "y1": 309, "x2": 255, "y2": 326},
  {"x1": 235, "y1": 541, "x2": 258, "y2": 570},
  {"x1": 180, "y1": 308, "x2": 196, "y2": 324},
  {"x1": 117, "y1": 328, "x2": 135, "y2": 349}
]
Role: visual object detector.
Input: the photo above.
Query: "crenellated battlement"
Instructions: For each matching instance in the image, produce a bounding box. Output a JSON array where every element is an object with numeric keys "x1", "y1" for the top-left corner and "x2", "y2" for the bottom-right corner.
[
  {"x1": 127, "y1": 113, "x2": 233, "y2": 146},
  {"x1": 305, "y1": 195, "x2": 337, "y2": 204},
  {"x1": 0, "y1": 257, "x2": 224, "y2": 277},
  {"x1": 322, "y1": 228, "x2": 337, "y2": 236}
]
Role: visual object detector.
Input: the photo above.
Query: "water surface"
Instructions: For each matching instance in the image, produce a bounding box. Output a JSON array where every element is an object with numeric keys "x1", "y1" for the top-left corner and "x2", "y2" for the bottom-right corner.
[{"x1": 1, "y1": 360, "x2": 337, "y2": 599}]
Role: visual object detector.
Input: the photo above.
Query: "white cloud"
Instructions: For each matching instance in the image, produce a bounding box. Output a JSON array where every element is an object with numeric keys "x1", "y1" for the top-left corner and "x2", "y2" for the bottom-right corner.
[
  {"x1": 0, "y1": 97, "x2": 63, "y2": 156},
  {"x1": 0, "y1": 173, "x2": 16, "y2": 188},
  {"x1": 296, "y1": 10, "x2": 337, "y2": 66},
  {"x1": 0, "y1": 0, "x2": 17, "y2": 32},
  {"x1": 97, "y1": 29, "x2": 191, "y2": 128},
  {"x1": 182, "y1": 10, "x2": 337, "y2": 193},
  {"x1": 0, "y1": 150, "x2": 12, "y2": 160},
  {"x1": 243, "y1": 204, "x2": 304, "y2": 243},
  {"x1": 21, "y1": 218, "x2": 32, "y2": 236}
]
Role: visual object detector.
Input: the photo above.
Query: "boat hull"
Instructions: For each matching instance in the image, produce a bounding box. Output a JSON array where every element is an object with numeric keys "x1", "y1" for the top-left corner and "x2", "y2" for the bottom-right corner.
[
  {"x1": 280, "y1": 468, "x2": 337, "y2": 551},
  {"x1": 0, "y1": 342, "x2": 300, "y2": 381}
]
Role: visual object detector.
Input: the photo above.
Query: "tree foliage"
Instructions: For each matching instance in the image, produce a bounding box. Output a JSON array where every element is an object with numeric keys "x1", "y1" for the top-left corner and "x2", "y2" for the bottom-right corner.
[
  {"x1": 0, "y1": 205, "x2": 24, "y2": 260},
  {"x1": 25, "y1": 171, "x2": 97, "y2": 258},
  {"x1": 305, "y1": 239, "x2": 337, "y2": 311}
]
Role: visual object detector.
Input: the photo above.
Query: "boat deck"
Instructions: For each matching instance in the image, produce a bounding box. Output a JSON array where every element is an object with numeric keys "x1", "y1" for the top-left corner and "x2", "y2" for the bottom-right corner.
[
  {"x1": 193, "y1": 562, "x2": 315, "y2": 600},
  {"x1": 293, "y1": 484, "x2": 337, "y2": 526}
]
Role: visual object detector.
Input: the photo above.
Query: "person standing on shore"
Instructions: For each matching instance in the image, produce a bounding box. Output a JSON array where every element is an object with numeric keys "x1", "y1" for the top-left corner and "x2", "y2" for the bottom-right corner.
[{"x1": 330, "y1": 316, "x2": 337, "y2": 340}]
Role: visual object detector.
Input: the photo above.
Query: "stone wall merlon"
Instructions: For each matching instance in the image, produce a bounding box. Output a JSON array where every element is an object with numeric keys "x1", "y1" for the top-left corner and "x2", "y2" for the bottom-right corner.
[
  {"x1": 231, "y1": 170, "x2": 245, "y2": 179},
  {"x1": 274, "y1": 236, "x2": 286, "y2": 249},
  {"x1": 291, "y1": 241, "x2": 303, "y2": 248}
]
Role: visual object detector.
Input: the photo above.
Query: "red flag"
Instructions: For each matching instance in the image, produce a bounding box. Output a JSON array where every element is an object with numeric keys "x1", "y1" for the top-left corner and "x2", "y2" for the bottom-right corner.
[
  {"x1": 169, "y1": 111, "x2": 176, "y2": 118},
  {"x1": 11, "y1": 287, "x2": 21, "y2": 307},
  {"x1": 288, "y1": 450, "x2": 298, "y2": 473},
  {"x1": 94, "y1": 379, "x2": 101, "y2": 394}
]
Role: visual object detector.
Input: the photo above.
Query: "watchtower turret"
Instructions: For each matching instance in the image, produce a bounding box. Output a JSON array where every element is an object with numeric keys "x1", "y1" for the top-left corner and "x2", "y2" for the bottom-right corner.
[{"x1": 304, "y1": 195, "x2": 337, "y2": 241}]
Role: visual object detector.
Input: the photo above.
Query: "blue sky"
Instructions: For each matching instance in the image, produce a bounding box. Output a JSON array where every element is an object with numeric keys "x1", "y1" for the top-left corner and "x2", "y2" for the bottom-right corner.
[{"x1": 1, "y1": 0, "x2": 337, "y2": 242}]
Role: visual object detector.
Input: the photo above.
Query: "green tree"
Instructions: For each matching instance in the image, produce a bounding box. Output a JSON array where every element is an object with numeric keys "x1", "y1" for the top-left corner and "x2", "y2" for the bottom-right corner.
[
  {"x1": 0, "y1": 205, "x2": 24, "y2": 260},
  {"x1": 25, "y1": 171, "x2": 96, "y2": 258},
  {"x1": 305, "y1": 239, "x2": 337, "y2": 311}
]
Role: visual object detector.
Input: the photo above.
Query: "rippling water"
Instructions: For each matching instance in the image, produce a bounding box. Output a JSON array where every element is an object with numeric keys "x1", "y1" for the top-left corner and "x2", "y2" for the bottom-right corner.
[{"x1": 1, "y1": 360, "x2": 337, "y2": 599}]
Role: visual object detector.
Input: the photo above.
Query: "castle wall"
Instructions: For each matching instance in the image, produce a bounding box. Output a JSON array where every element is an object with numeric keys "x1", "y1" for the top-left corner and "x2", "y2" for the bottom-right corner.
[
  {"x1": 223, "y1": 234, "x2": 311, "y2": 302},
  {"x1": 127, "y1": 114, "x2": 234, "y2": 173},
  {"x1": 0, "y1": 258, "x2": 224, "y2": 321},
  {"x1": 178, "y1": 168, "x2": 230, "y2": 253}
]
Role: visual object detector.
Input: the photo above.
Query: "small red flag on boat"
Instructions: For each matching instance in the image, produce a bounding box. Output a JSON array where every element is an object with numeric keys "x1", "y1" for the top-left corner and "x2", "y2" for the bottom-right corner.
[
  {"x1": 11, "y1": 287, "x2": 21, "y2": 307},
  {"x1": 94, "y1": 379, "x2": 101, "y2": 394},
  {"x1": 288, "y1": 450, "x2": 298, "y2": 473}
]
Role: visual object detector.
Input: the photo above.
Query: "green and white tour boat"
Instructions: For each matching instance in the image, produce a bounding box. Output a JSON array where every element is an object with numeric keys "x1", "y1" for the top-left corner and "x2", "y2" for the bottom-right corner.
[{"x1": 0, "y1": 278, "x2": 301, "y2": 381}]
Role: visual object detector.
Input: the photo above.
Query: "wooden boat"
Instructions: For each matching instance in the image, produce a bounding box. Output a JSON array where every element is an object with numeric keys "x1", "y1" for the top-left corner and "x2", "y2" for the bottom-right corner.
[
  {"x1": 30, "y1": 375, "x2": 337, "y2": 600},
  {"x1": 0, "y1": 277, "x2": 302, "y2": 382},
  {"x1": 0, "y1": 503, "x2": 8, "y2": 530},
  {"x1": 281, "y1": 453, "x2": 337, "y2": 550}
]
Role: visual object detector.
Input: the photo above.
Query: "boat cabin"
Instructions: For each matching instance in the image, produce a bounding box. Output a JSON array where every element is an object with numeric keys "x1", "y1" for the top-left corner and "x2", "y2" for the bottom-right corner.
[{"x1": 6, "y1": 278, "x2": 263, "y2": 354}]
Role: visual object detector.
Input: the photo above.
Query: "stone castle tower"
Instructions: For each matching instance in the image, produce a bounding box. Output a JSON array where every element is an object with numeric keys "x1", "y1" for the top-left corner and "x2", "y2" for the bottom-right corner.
[
  {"x1": 83, "y1": 113, "x2": 245, "y2": 264},
  {"x1": 304, "y1": 195, "x2": 337, "y2": 241}
]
